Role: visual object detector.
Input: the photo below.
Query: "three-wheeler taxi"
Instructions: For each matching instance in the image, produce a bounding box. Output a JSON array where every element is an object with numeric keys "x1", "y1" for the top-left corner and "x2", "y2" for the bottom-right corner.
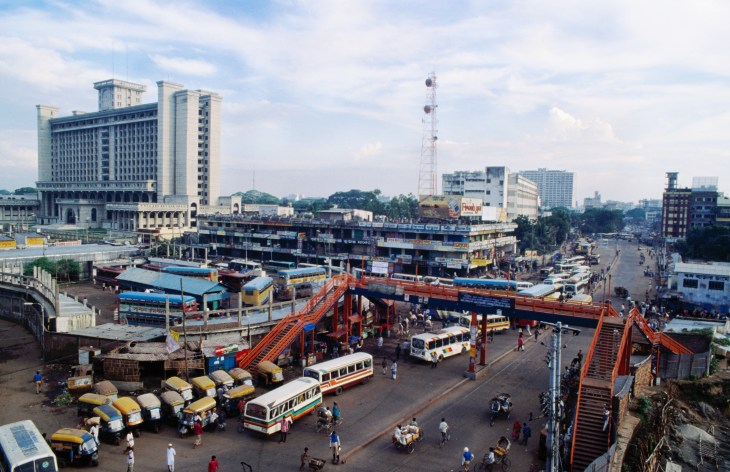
[
  {"x1": 256, "y1": 361, "x2": 283, "y2": 387},
  {"x1": 178, "y1": 397, "x2": 217, "y2": 436},
  {"x1": 228, "y1": 367, "x2": 253, "y2": 387},
  {"x1": 93, "y1": 380, "x2": 118, "y2": 401},
  {"x1": 77, "y1": 393, "x2": 111, "y2": 418},
  {"x1": 93, "y1": 403, "x2": 124, "y2": 445},
  {"x1": 163, "y1": 376, "x2": 194, "y2": 404},
  {"x1": 160, "y1": 390, "x2": 186, "y2": 426},
  {"x1": 209, "y1": 370, "x2": 234, "y2": 391},
  {"x1": 222, "y1": 384, "x2": 255, "y2": 417},
  {"x1": 112, "y1": 397, "x2": 144, "y2": 437},
  {"x1": 50, "y1": 428, "x2": 100, "y2": 468},
  {"x1": 136, "y1": 393, "x2": 162, "y2": 433},
  {"x1": 191, "y1": 376, "x2": 216, "y2": 399}
]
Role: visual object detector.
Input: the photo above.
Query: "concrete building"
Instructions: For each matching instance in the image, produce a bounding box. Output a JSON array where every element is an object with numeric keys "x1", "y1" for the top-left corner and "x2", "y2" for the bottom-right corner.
[
  {"x1": 442, "y1": 167, "x2": 539, "y2": 221},
  {"x1": 36, "y1": 78, "x2": 235, "y2": 237},
  {"x1": 583, "y1": 191, "x2": 602, "y2": 210},
  {"x1": 661, "y1": 173, "x2": 691, "y2": 240},
  {"x1": 517, "y1": 168, "x2": 575, "y2": 209},
  {"x1": 673, "y1": 262, "x2": 730, "y2": 313},
  {"x1": 0, "y1": 194, "x2": 40, "y2": 234}
]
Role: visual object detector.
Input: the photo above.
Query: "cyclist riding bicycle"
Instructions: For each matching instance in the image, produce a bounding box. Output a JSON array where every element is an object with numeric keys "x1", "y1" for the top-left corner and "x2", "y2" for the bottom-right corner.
[
  {"x1": 462, "y1": 447, "x2": 474, "y2": 471},
  {"x1": 439, "y1": 418, "x2": 449, "y2": 443}
]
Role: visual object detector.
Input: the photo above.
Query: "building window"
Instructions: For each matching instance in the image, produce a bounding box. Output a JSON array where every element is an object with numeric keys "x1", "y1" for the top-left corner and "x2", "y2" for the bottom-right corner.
[
  {"x1": 708, "y1": 281, "x2": 724, "y2": 291},
  {"x1": 682, "y1": 278, "x2": 698, "y2": 289}
]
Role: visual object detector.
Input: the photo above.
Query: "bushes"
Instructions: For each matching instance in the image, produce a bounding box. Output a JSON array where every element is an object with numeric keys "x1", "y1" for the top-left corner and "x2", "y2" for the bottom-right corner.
[{"x1": 23, "y1": 257, "x2": 81, "y2": 282}]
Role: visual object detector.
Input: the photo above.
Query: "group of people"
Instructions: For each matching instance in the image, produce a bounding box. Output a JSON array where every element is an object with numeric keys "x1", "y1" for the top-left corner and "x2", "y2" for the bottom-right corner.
[{"x1": 510, "y1": 420, "x2": 533, "y2": 445}]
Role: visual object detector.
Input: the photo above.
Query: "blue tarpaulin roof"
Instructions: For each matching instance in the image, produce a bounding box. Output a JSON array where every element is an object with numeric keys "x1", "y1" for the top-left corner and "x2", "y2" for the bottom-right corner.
[{"x1": 116, "y1": 268, "x2": 230, "y2": 301}]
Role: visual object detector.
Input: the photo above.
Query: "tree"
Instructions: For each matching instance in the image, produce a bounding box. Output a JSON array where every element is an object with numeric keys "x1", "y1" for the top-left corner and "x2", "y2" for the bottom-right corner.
[
  {"x1": 578, "y1": 209, "x2": 624, "y2": 234},
  {"x1": 327, "y1": 189, "x2": 385, "y2": 214},
  {"x1": 13, "y1": 187, "x2": 37, "y2": 195},
  {"x1": 387, "y1": 194, "x2": 419, "y2": 220},
  {"x1": 55, "y1": 259, "x2": 81, "y2": 281},
  {"x1": 0, "y1": 189, "x2": 10, "y2": 195},
  {"x1": 23, "y1": 257, "x2": 56, "y2": 276},
  {"x1": 624, "y1": 208, "x2": 646, "y2": 221},
  {"x1": 680, "y1": 226, "x2": 730, "y2": 262},
  {"x1": 233, "y1": 190, "x2": 281, "y2": 205}
]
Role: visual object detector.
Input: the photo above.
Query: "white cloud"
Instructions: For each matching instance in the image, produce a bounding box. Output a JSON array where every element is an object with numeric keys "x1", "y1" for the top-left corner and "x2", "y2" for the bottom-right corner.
[
  {"x1": 352, "y1": 141, "x2": 383, "y2": 161},
  {"x1": 544, "y1": 107, "x2": 617, "y2": 143},
  {"x1": 149, "y1": 54, "x2": 217, "y2": 77}
]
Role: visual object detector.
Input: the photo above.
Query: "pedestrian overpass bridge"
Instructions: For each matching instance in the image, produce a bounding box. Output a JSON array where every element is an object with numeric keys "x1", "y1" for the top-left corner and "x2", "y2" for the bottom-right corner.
[{"x1": 237, "y1": 274, "x2": 693, "y2": 471}]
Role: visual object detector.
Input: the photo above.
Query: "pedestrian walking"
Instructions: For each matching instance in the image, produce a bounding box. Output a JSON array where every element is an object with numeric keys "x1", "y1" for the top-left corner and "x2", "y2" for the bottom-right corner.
[
  {"x1": 299, "y1": 447, "x2": 310, "y2": 471},
  {"x1": 461, "y1": 447, "x2": 474, "y2": 471},
  {"x1": 517, "y1": 335, "x2": 524, "y2": 351},
  {"x1": 395, "y1": 343, "x2": 401, "y2": 361},
  {"x1": 521, "y1": 423, "x2": 532, "y2": 445},
  {"x1": 525, "y1": 324, "x2": 532, "y2": 336},
  {"x1": 125, "y1": 446, "x2": 134, "y2": 472},
  {"x1": 89, "y1": 423, "x2": 99, "y2": 444},
  {"x1": 166, "y1": 443, "x2": 176, "y2": 472},
  {"x1": 381, "y1": 357, "x2": 387, "y2": 375},
  {"x1": 125, "y1": 431, "x2": 135, "y2": 449},
  {"x1": 534, "y1": 327, "x2": 540, "y2": 342},
  {"x1": 33, "y1": 371, "x2": 43, "y2": 394},
  {"x1": 391, "y1": 360, "x2": 398, "y2": 380},
  {"x1": 430, "y1": 352, "x2": 438, "y2": 368},
  {"x1": 577, "y1": 349, "x2": 584, "y2": 367},
  {"x1": 377, "y1": 335, "x2": 383, "y2": 352},
  {"x1": 279, "y1": 416, "x2": 290, "y2": 443},
  {"x1": 510, "y1": 420, "x2": 521, "y2": 441},
  {"x1": 329, "y1": 431, "x2": 341, "y2": 464},
  {"x1": 602, "y1": 406, "x2": 610, "y2": 431},
  {"x1": 193, "y1": 421, "x2": 203, "y2": 448},
  {"x1": 208, "y1": 455, "x2": 219, "y2": 472}
]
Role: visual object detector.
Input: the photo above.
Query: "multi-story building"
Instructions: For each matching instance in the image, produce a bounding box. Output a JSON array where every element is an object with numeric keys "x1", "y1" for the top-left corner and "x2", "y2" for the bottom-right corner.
[
  {"x1": 688, "y1": 177, "x2": 720, "y2": 230},
  {"x1": 583, "y1": 191, "x2": 602, "y2": 210},
  {"x1": 196, "y1": 213, "x2": 517, "y2": 277},
  {"x1": 0, "y1": 194, "x2": 40, "y2": 234},
  {"x1": 517, "y1": 168, "x2": 575, "y2": 209},
  {"x1": 661, "y1": 172, "x2": 691, "y2": 240},
  {"x1": 36, "y1": 79, "x2": 236, "y2": 236},
  {"x1": 442, "y1": 167, "x2": 539, "y2": 221},
  {"x1": 673, "y1": 262, "x2": 730, "y2": 313}
]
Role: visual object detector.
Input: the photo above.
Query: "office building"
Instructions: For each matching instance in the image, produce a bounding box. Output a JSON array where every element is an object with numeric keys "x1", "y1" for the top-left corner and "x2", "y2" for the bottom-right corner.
[
  {"x1": 583, "y1": 192, "x2": 602, "y2": 210},
  {"x1": 442, "y1": 167, "x2": 539, "y2": 221},
  {"x1": 517, "y1": 168, "x2": 575, "y2": 209},
  {"x1": 661, "y1": 172, "x2": 691, "y2": 240},
  {"x1": 36, "y1": 78, "x2": 236, "y2": 236},
  {"x1": 673, "y1": 262, "x2": 730, "y2": 313}
]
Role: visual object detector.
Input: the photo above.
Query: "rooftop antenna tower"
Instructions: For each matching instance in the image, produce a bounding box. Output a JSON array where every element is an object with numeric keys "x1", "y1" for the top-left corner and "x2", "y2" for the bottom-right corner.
[{"x1": 418, "y1": 72, "x2": 438, "y2": 198}]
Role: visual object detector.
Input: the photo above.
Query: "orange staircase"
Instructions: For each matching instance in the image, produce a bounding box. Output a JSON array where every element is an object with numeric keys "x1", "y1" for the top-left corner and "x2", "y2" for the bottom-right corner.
[
  {"x1": 237, "y1": 274, "x2": 350, "y2": 371},
  {"x1": 571, "y1": 315, "x2": 631, "y2": 471},
  {"x1": 632, "y1": 308, "x2": 693, "y2": 355}
]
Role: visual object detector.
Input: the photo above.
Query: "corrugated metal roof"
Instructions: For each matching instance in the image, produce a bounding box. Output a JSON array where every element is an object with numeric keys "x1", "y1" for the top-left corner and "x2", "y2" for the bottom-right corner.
[
  {"x1": 675, "y1": 262, "x2": 730, "y2": 277},
  {"x1": 117, "y1": 267, "x2": 228, "y2": 296},
  {"x1": 67, "y1": 323, "x2": 165, "y2": 341}
]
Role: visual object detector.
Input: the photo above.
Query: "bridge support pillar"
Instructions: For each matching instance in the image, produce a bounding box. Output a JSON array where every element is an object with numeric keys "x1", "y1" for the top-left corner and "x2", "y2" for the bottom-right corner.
[{"x1": 479, "y1": 314, "x2": 487, "y2": 366}]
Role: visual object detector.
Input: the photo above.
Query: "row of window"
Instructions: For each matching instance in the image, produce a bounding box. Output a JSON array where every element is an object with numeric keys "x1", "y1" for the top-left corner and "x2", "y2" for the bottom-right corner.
[
  {"x1": 426, "y1": 333, "x2": 469, "y2": 350},
  {"x1": 267, "y1": 386, "x2": 321, "y2": 420},
  {"x1": 682, "y1": 279, "x2": 725, "y2": 291}
]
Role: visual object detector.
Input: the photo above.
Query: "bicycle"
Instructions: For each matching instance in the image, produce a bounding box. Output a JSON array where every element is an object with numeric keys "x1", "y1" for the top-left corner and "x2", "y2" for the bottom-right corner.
[
  {"x1": 439, "y1": 430, "x2": 450, "y2": 448},
  {"x1": 315, "y1": 416, "x2": 342, "y2": 434},
  {"x1": 472, "y1": 453, "x2": 511, "y2": 471}
]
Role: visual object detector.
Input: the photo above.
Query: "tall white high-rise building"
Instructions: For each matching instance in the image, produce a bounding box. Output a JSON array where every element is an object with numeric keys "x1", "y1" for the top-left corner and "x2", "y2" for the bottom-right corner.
[
  {"x1": 517, "y1": 168, "x2": 575, "y2": 209},
  {"x1": 36, "y1": 79, "x2": 236, "y2": 234}
]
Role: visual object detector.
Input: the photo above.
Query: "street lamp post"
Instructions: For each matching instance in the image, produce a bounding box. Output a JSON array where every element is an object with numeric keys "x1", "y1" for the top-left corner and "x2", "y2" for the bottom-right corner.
[{"x1": 23, "y1": 302, "x2": 45, "y2": 358}]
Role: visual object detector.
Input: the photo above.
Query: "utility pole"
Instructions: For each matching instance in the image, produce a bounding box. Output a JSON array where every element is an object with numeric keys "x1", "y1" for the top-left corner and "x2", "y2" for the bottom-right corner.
[{"x1": 179, "y1": 280, "x2": 190, "y2": 381}]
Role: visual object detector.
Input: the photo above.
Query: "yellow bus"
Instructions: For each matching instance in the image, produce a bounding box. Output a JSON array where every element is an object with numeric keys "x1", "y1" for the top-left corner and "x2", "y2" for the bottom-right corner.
[{"x1": 241, "y1": 276, "x2": 274, "y2": 306}]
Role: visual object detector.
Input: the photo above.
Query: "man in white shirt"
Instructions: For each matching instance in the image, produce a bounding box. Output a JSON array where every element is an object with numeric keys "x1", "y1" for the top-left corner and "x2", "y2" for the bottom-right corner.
[{"x1": 166, "y1": 444, "x2": 176, "y2": 472}]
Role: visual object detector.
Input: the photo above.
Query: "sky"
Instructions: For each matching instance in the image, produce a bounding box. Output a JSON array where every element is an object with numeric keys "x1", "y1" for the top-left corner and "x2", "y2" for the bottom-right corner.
[{"x1": 1, "y1": 0, "x2": 730, "y2": 204}]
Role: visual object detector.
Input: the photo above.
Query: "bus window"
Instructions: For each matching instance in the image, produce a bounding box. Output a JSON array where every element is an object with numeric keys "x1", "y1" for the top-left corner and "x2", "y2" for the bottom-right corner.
[
  {"x1": 434, "y1": 339, "x2": 442, "y2": 348},
  {"x1": 339, "y1": 368, "x2": 347, "y2": 377},
  {"x1": 426, "y1": 341, "x2": 434, "y2": 350},
  {"x1": 455, "y1": 333, "x2": 462, "y2": 342},
  {"x1": 448, "y1": 336, "x2": 456, "y2": 345},
  {"x1": 322, "y1": 373, "x2": 330, "y2": 382},
  {"x1": 463, "y1": 332, "x2": 470, "y2": 342},
  {"x1": 348, "y1": 365, "x2": 355, "y2": 374},
  {"x1": 331, "y1": 370, "x2": 339, "y2": 379},
  {"x1": 355, "y1": 362, "x2": 363, "y2": 370},
  {"x1": 364, "y1": 358, "x2": 372, "y2": 368},
  {"x1": 412, "y1": 339, "x2": 425, "y2": 350}
]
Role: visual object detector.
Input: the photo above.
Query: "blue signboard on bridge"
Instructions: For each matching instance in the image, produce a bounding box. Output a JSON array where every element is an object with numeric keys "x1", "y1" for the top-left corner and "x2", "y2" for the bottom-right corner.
[{"x1": 458, "y1": 292, "x2": 515, "y2": 315}]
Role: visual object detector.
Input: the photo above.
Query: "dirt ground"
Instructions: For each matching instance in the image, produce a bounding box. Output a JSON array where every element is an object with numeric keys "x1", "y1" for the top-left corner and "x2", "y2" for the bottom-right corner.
[{"x1": 62, "y1": 281, "x2": 119, "y2": 324}]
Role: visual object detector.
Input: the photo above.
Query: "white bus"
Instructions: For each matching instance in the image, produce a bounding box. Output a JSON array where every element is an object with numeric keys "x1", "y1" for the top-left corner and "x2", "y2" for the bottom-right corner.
[
  {"x1": 0, "y1": 420, "x2": 58, "y2": 472},
  {"x1": 242, "y1": 377, "x2": 322, "y2": 435},
  {"x1": 303, "y1": 352, "x2": 374, "y2": 395},
  {"x1": 457, "y1": 314, "x2": 511, "y2": 334},
  {"x1": 391, "y1": 273, "x2": 423, "y2": 282},
  {"x1": 409, "y1": 326, "x2": 471, "y2": 362},
  {"x1": 422, "y1": 276, "x2": 454, "y2": 287},
  {"x1": 565, "y1": 280, "x2": 589, "y2": 297}
]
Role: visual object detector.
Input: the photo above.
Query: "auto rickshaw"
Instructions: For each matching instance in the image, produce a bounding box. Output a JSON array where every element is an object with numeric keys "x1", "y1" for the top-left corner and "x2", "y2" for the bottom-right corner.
[
  {"x1": 178, "y1": 397, "x2": 217, "y2": 436},
  {"x1": 93, "y1": 403, "x2": 124, "y2": 445},
  {"x1": 160, "y1": 390, "x2": 186, "y2": 426},
  {"x1": 93, "y1": 380, "x2": 118, "y2": 400},
  {"x1": 191, "y1": 375, "x2": 216, "y2": 399},
  {"x1": 67, "y1": 365, "x2": 94, "y2": 393},
  {"x1": 163, "y1": 376, "x2": 194, "y2": 404},
  {"x1": 77, "y1": 393, "x2": 111, "y2": 418},
  {"x1": 209, "y1": 370, "x2": 234, "y2": 391},
  {"x1": 136, "y1": 393, "x2": 162, "y2": 433},
  {"x1": 256, "y1": 361, "x2": 283, "y2": 387},
  {"x1": 113, "y1": 396, "x2": 144, "y2": 437},
  {"x1": 228, "y1": 367, "x2": 253, "y2": 387},
  {"x1": 50, "y1": 428, "x2": 100, "y2": 468},
  {"x1": 222, "y1": 384, "x2": 256, "y2": 416}
]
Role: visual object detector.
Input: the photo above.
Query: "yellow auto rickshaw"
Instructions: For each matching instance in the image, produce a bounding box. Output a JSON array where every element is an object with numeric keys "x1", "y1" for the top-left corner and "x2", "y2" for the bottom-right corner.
[
  {"x1": 209, "y1": 370, "x2": 234, "y2": 391},
  {"x1": 136, "y1": 393, "x2": 162, "y2": 433},
  {"x1": 163, "y1": 376, "x2": 194, "y2": 404},
  {"x1": 77, "y1": 393, "x2": 111, "y2": 418},
  {"x1": 93, "y1": 403, "x2": 124, "y2": 445},
  {"x1": 112, "y1": 396, "x2": 144, "y2": 437},
  {"x1": 160, "y1": 390, "x2": 186, "y2": 426},
  {"x1": 256, "y1": 361, "x2": 283, "y2": 387},
  {"x1": 228, "y1": 367, "x2": 253, "y2": 387},
  {"x1": 50, "y1": 428, "x2": 100, "y2": 468},
  {"x1": 222, "y1": 384, "x2": 256, "y2": 416},
  {"x1": 93, "y1": 380, "x2": 118, "y2": 400},
  {"x1": 178, "y1": 397, "x2": 217, "y2": 437},
  {"x1": 191, "y1": 375, "x2": 216, "y2": 399},
  {"x1": 67, "y1": 365, "x2": 94, "y2": 393}
]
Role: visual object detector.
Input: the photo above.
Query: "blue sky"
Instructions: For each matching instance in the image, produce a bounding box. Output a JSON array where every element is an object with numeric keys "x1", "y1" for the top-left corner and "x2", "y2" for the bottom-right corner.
[{"x1": 1, "y1": 0, "x2": 730, "y2": 203}]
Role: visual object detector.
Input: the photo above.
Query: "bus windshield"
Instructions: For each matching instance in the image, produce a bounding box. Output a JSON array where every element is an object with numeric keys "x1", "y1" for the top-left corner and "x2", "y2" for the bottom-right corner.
[
  {"x1": 411, "y1": 339, "x2": 425, "y2": 350},
  {"x1": 245, "y1": 404, "x2": 267, "y2": 421},
  {"x1": 303, "y1": 370, "x2": 320, "y2": 381}
]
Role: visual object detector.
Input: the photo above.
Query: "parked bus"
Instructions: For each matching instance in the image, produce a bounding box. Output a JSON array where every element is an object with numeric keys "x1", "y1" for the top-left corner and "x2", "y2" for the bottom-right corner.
[
  {"x1": 302, "y1": 352, "x2": 374, "y2": 395},
  {"x1": 228, "y1": 260, "x2": 263, "y2": 275},
  {"x1": 391, "y1": 273, "x2": 424, "y2": 282},
  {"x1": 563, "y1": 256, "x2": 586, "y2": 264},
  {"x1": 277, "y1": 267, "x2": 327, "y2": 288},
  {"x1": 567, "y1": 294, "x2": 593, "y2": 304},
  {"x1": 518, "y1": 284, "x2": 563, "y2": 298},
  {"x1": 218, "y1": 269, "x2": 248, "y2": 292},
  {"x1": 564, "y1": 280, "x2": 589, "y2": 297},
  {"x1": 160, "y1": 266, "x2": 218, "y2": 282},
  {"x1": 241, "y1": 277, "x2": 274, "y2": 306},
  {"x1": 94, "y1": 266, "x2": 125, "y2": 287},
  {"x1": 0, "y1": 420, "x2": 58, "y2": 472},
  {"x1": 453, "y1": 278, "x2": 533, "y2": 291},
  {"x1": 263, "y1": 260, "x2": 296, "y2": 273},
  {"x1": 457, "y1": 314, "x2": 511, "y2": 334},
  {"x1": 409, "y1": 326, "x2": 471, "y2": 362},
  {"x1": 589, "y1": 254, "x2": 601, "y2": 265},
  {"x1": 118, "y1": 292, "x2": 199, "y2": 327},
  {"x1": 539, "y1": 267, "x2": 554, "y2": 277},
  {"x1": 242, "y1": 377, "x2": 322, "y2": 435},
  {"x1": 555, "y1": 262, "x2": 579, "y2": 272}
]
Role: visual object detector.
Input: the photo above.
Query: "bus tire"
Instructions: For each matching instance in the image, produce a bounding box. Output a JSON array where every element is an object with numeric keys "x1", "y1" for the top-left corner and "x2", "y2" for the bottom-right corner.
[
  {"x1": 439, "y1": 355, "x2": 444, "y2": 362},
  {"x1": 335, "y1": 386, "x2": 343, "y2": 396},
  {"x1": 462, "y1": 346, "x2": 467, "y2": 353}
]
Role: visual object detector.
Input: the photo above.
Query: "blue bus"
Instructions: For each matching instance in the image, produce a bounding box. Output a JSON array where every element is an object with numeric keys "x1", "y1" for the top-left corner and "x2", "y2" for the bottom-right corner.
[
  {"x1": 263, "y1": 260, "x2": 296, "y2": 273},
  {"x1": 453, "y1": 278, "x2": 533, "y2": 291},
  {"x1": 277, "y1": 267, "x2": 327, "y2": 288},
  {"x1": 241, "y1": 276, "x2": 274, "y2": 306},
  {"x1": 118, "y1": 292, "x2": 199, "y2": 327},
  {"x1": 160, "y1": 266, "x2": 219, "y2": 282}
]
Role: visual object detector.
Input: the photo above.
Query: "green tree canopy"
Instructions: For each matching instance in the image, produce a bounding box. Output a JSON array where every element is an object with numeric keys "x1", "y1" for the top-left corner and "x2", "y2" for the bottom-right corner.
[
  {"x1": 327, "y1": 189, "x2": 385, "y2": 214},
  {"x1": 624, "y1": 208, "x2": 646, "y2": 220},
  {"x1": 233, "y1": 190, "x2": 281, "y2": 204},
  {"x1": 13, "y1": 187, "x2": 37, "y2": 195},
  {"x1": 23, "y1": 257, "x2": 56, "y2": 276},
  {"x1": 386, "y1": 193, "x2": 419, "y2": 220},
  {"x1": 577, "y1": 208, "x2": 624, "y2": 234},
  {"x1": 678, "y1": 226, "x2": 730, "y2": 262}
]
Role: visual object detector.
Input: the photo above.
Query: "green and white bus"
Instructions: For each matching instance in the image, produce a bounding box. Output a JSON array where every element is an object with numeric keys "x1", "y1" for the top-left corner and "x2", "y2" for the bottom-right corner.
[
  {"x1": 242, "y1": 377, "x2": 322, "y2": 435},
  {"x1": 0, "y1": 420, "x2": 58, "y2": 472}
]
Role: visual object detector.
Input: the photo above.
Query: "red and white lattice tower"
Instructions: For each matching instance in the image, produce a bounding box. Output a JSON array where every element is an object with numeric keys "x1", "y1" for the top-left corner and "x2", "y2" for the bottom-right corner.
[{"x1": 418, "y1": 72, "x2": 438, "y2": 198}]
